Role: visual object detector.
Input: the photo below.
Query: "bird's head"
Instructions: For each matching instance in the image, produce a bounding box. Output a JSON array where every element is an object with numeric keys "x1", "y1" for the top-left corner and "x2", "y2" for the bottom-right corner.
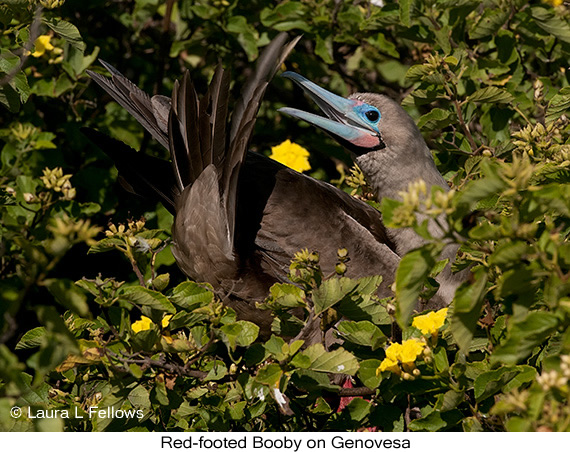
[{"x1": 279, "y1": 72, "x2": 426, "y2": 160}]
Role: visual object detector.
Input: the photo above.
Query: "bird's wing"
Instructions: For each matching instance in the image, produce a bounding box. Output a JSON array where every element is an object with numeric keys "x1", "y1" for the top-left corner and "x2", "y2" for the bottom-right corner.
[
  {"x1": 168, "y1": 33, "x2": 300, "y2": 293},
  {"x1": 87, "y1": 61, "x2": 170, "y2": 149},
  {"x1": 237, "y1": 154, "x2": 401, "y2": 294},
  {"x1": 224, "y1": 33, "x2": 302, "y2": 241}
]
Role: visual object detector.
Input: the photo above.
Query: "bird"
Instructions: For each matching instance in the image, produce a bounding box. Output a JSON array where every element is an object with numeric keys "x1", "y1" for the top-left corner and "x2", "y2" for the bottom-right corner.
[
  {"x1": 83, "y1": 33, "x2": 418, "y2": 344},
  {"x1": 279, "y1": 72, "x2": 466, "y2": 304}
]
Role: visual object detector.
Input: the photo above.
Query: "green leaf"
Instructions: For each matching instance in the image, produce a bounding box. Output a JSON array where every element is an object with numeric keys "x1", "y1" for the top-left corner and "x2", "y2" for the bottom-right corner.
[
  {"x1": 367, "y1": 34, "x2": 399, "y2": 59},
  {"x1": 312, "y1": 277, "x2": 357, "y2": 315},
  {"x1": 462, "y1": 417, "x2": 484, "y2": 432},
  {"x1": 545, "y1": 86, "x2": 570, "y2": 124},
  {"x1": 354, "y1": 275, "x2": 383, "y2": 296},
  {"x1": 152, "y1": 273, "x2": 170, "y2": 292},
  {"x1": 267, "y1": 283, "x2": 306, "y2": 309},
  {"x1": 530, "y1": 6, "x2": 570, "y2": 44},
  {"x1": 88, "y1": 237, "x2": 124, "y2": 254},
  {"x1": 44, "y1": 278, "x2": 90, "y2": 317},
  {"x1": 474, "y1": 366, "x2": 522, "y2": 402},
  {"x1": 264, "y1": 335, "x2": 288, "y2": 361},
  {"x1": 337, "y1": 320, "x2": 387, "y2": 350},
  {"x1": 491, "y1": 311, "x2": 559, "y2": 365},
  {"x1": 399, "y1": 0, "x2": 412, "y2": 27},
  {"x1": 121, "y1": 286, "x2": 176, "y2": 314},
  {"x1": 506, "y1": 417, "x2": 532, "y2": 432},
  {"x1": 406, "y1": 64, "x2": 434, "y2": 82},
  {"x1": 458, "y1": 161, "x2": 506, "y2": 208},
  {"x1": 502, "y1": 365, "x2": 537, "y2": 393},
  {"x1": 315, "y1": 34, "x2": 334, "y2": 64},
  {"x1": 256, "y1": 363, "x2": 282, "y2": 386},
  {"x1": 204, "y1": 360, "x2": 228, "y2": 381},
  {"x1": 220, "y1": 321, "x2": 259, "y2": 350},
  {"x1": 345, "y1": 398, "x2": 372, "y2": 422},
  {"x1": 35, "y1": 417, "x2": 64, "y2": 432},
  {"x1": 170, "y1": 281, "x2": 213, "y2": 311},
  {"x1": 66, "y1": 45, "x2": 100, "y2": 78},
  {"x1": 228, "y1": 401, "x2": 247, "y2": 420},
  {"x1": 128, "y1": 385, "x2": 151, "y2": 410},
  {"x1": 489, "y1": 241, "x2": 528, "y2": 266},
  {"x1": 469, "y1": 9, "x2": 509, "y2": 40},
  {"x1": 129, "y1": 363, "x2": 143, "y2": 379},
  {"x1": 379, "y1": 197, "x2": 403, "y2": 227},
  {"x1": 433, "y1": 346, "x2": 450, "y2": 373},
  {"x1": 14, "y1": 373, "x2": 50, "y2": 406},
  {"x1": 436, "y1": 390, "x2": 464, "y2": 412},
  {"x1": 310, "y1": 397, "x2": 333, "y2": 414},
  {"x1": 43, "y1": 18, "x2": 86, "y2": 51},
  {"x1": 395, "y1": 245, "x2": 437, "y2": 327},
  {"x1": 450, "y1": 268, "x2": 487, "y2": 351},
  {"x1": 358, "y1": 359, "x2": 382, "y2": 390},
  {"x1": 467, "y1": 86, "x2": 513, "y2": 104},
  {"x1": 15, "y1": 327, "x2": 46, "y2": 350},
  {"x1": 301, "y1": 344, "x2": 359, "y2": 375},
  {"x1": 417, "y1": 108, "x2": 453, "y2": 131},
  {"x1": 409, "y1": 409, "x2": 463, "y2": 431},
  {"x1": 259, "y1": 2, "x2": 307, "y2": 28},
  {"x1": 0, "y1": 49, "x2": 29, "y2": 106},
  {"x1": 0, "y1": 83, "x2": 20, "y2": 112},
  {"x1": 226, "y1": 16, "x2": 258, "y2": 61},
  {"x1": 433, "y1": 26, "x2": 451, "y2": 54},
  {"x1": 336, "y1": 293, "x2": 391, "y2": 325}
]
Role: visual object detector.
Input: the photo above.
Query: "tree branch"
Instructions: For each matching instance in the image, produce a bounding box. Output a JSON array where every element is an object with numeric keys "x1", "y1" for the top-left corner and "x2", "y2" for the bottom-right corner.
[{"x1": 0, "y1": 7, "x2": 43, "y2": 88}]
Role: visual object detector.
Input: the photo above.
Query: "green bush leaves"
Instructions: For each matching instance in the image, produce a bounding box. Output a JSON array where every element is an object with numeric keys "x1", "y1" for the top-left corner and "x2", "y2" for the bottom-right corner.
[{"x1": 3, "y1": 0, "x2": 570, "y2": 433}]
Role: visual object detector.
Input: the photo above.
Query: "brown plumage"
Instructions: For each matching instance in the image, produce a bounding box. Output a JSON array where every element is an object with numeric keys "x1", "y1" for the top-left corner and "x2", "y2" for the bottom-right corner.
[{"x1": 84, "y1": 34, "x2": 432, "y2": 342}]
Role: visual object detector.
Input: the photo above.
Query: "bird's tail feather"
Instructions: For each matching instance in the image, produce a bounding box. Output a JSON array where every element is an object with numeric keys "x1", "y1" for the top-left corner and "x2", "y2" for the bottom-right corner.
[
  {"x1": 87, "y1": 33, "x2": 300, "y2": 224},
  {"x1": 168, "y1": 32, "x2": 300, "y2": 241},
  {"x1": 87, "y1": 62, "x2": 170, "y2": 149}
]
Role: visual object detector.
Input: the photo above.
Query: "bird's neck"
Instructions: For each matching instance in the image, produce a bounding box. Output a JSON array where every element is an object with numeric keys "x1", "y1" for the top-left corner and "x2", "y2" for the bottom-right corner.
[
  {"x1": 356, "y1": 145, "x2": 451, "y2": 257},
  {"x1": 356, "y1": 143, "x2": 464, "y2": 309},
  {"x1": 355, "y1": 145, "x2": 448, "y2": 201}
]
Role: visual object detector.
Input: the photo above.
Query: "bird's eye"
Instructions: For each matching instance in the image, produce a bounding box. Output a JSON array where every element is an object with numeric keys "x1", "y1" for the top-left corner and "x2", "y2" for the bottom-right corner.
[{"x1": 365, "y1": 110, "x2": 380, "y2": 122}]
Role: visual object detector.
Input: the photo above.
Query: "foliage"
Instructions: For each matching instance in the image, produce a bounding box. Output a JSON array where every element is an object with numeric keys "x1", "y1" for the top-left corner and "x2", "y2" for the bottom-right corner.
[{"x1": 2, "y1": 0, "x2": 570, "y2": 432}]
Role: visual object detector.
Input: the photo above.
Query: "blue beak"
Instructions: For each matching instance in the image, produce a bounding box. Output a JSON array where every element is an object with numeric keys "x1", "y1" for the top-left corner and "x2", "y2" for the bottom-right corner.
[{"x1": 278, "y1": 72, "x2": 381, "y2": 150}]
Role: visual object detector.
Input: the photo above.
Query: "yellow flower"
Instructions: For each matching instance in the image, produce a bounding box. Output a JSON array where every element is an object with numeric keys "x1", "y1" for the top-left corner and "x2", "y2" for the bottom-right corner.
[
  {"x1": 385, "y1": 342, "x2": 402, "y2": 362},
  {"x1": 543, "y1": 0, "x2": 563, "y2": 6},
  {"x1": 398, "y1": 338, "x2": 426, "y2": 364},
  {"x1": 412, "y1": 307, "x2": 448, "y2": 336},
  {"x1": 161, "y1": 314, "x2": 173, "y2": 328},
  {"x1": 377, "y1": 357, "x2": 400, "y2": 375},
  {"x1": 132, "y1": 316, "x2": 153, "y2": 333},
  {"x1": 32, "y1": 35, "x2": 55, "y2": 57},
  {"x1": 269, "y1": 139, "x2": 311, "y2": 173},
  {"x1": 132, "y1": 314, "x2": 172, "y2": 333},
  {"x1": 376, "y1": 339, "x2": 425, "y2": 376}
]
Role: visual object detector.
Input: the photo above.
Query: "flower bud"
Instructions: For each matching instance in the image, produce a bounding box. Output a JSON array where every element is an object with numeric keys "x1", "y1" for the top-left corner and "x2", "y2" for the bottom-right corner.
[
  {"x1": 335, "y1": 262, "x2": 347, "y2": 275},
  {"x1": 308, "y1": 252, "x2": 319, "y2": 264},
  {"x1": 39, "y1": 0, "x2": 66, "y2": 9}
]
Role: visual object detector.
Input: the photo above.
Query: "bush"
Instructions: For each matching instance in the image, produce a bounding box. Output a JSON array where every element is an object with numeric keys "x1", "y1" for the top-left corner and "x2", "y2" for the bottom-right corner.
[{"x1": 1, "y1": 0, "x2": 570, "y2": 432}]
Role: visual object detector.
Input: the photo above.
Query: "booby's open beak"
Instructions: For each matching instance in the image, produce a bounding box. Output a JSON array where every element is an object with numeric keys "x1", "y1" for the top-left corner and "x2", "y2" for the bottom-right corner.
[{"x1": 279, "y1": 72, "x2": 383, "y2": 151}]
